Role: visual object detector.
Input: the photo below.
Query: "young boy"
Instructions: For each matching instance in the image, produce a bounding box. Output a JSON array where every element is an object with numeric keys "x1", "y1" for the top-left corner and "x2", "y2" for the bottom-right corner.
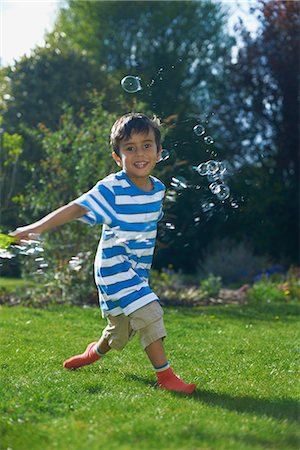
[{"x1": 11, "y1": 113, "x2": 196, "y2": 395}]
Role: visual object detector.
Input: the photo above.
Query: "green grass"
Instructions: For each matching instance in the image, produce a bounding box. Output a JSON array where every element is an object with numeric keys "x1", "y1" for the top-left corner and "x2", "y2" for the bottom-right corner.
[{"x1": 0, "y1": 302, "x2": 299, "y2": 450}]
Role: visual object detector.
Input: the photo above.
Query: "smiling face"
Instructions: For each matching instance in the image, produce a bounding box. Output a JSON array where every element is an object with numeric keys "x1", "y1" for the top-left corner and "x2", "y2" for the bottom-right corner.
[{"x1": 112, "y1": 129, "x2": 162, "y2": 190}]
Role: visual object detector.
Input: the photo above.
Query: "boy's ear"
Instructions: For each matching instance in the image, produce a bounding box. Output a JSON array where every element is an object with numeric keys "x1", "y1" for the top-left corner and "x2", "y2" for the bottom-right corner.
[
  {"x1": 112, "y1": 151, "x2": 122, "y2": 167},
  {"x1": 156, "y1": 145, "x2": 162, "y2": 161}
]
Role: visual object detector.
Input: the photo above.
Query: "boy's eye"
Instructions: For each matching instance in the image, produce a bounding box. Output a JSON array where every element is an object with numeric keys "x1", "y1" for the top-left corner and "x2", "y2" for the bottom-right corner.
[
  {"x1": 144, "y1": 143, "x2": 151, "y2": 149},
  {"x1": 126, "y1": 146, "x2": 135, "y2": 151}
]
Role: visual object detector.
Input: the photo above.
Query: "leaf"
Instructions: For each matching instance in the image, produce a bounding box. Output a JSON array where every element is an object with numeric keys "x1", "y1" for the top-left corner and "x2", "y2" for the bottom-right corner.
[{"x1": 0, "y1": 233, "x2": 18, "y2": 250}]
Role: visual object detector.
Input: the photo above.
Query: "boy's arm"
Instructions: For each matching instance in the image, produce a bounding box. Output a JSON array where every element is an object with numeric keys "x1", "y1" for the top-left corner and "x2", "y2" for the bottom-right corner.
[{"x1": 10, "y1": 202, "x2": 87, "y2": 240}]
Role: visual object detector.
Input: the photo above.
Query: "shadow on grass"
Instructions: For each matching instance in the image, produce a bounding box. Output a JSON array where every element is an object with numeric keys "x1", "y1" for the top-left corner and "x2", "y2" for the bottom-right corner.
[
  {"x1": 127, "y1": 374, "x2": 299, "y2": 423},
  {"x1": 176, "y1": 302, "x2": 299, "y2": 322}
]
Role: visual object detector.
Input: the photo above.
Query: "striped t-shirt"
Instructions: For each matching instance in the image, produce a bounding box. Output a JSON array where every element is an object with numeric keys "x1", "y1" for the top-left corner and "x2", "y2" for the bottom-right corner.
[{"x1": 74, "y1": 170, "x2": 166, "y2": 317}]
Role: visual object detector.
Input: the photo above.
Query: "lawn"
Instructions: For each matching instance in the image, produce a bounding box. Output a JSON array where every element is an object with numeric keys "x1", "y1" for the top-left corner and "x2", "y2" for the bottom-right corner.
[{"x1": 0, "y1": 302, "x2": 299, "y2": 450}]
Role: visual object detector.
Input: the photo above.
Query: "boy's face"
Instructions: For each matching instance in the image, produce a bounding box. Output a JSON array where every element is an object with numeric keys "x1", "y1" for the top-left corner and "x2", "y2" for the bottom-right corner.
[{"x1": 112, "y1": 129, "x2": 162, "y2": 184}]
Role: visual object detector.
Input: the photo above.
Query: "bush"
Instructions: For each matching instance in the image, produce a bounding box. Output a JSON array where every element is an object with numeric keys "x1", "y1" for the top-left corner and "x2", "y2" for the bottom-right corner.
[
  {"x1": 247, "y1": 281, "x2": 286, "y2": 304},
  {"x1": 200, "y1": 273, "x2": 222, "y2": 297},
  {"x1": 247, "y1": 267, "x2": 300, "y2": 304},
  {"x1": 198, "y1": 238, "x2": 270, "y2": 284}
]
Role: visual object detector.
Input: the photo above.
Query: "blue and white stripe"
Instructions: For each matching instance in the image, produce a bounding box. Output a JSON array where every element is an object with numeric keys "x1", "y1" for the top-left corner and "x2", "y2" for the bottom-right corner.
[{"x1": 74, "y1": 170, "x2": 165, "y2": 317}]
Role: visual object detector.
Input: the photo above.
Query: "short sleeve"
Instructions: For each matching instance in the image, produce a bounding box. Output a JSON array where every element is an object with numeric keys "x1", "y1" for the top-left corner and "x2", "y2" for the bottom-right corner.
[
  {"x1": 73, "y1": 182, "x2": 116, "y2": 226},
  {"x1": 158, "y1": 208, "x2": 164, "y2": 222}
]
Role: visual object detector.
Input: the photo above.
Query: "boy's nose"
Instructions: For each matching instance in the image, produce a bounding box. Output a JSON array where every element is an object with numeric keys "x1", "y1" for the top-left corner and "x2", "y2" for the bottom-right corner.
[{"x1": 136, "y1": 147, "x2": 145, "y2": 156}]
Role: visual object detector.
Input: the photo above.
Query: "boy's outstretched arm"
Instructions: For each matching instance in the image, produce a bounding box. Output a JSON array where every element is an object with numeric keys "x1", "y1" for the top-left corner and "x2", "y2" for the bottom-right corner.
[{"x1": 10, "y1": 202, "x2": 87, "y2": 240}]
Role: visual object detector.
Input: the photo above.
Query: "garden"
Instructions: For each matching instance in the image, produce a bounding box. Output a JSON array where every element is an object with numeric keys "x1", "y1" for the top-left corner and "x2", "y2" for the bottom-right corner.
[{"x1": 1, "y1": 0, "x2": 299, "y2": 449}]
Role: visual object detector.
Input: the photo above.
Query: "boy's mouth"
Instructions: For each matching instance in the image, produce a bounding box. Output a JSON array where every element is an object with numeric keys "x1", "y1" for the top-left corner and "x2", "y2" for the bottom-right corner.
[{"x1": 133, "y1": 161, "x2": 149, "y2": 169}]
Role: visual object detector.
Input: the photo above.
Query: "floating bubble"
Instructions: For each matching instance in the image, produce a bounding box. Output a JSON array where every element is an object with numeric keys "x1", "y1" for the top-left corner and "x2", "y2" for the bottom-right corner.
[
  {"x1": 207, "y1": 160, "x2": 219, "y2": 174},
  {"x1": 157, "y1": 149, "x2": 170, "y2": 162},
  {"x1": 218, "y1": 161, "x2": 227, "y2": 174},
  {"x1": 166, "y1": 223, "x2": 175, "y2": 230},
  {"x1": 209, "y1": 181, "x2": 222, "y2": 194},
  {"x1": 0, "y1": 249, "x2": 15, "y2": 259},
  {"x1": 230, "y1": 201, "x2": 239, "y2": 208},
  {"x1": 69, "y1": 256, "x2": 83, "y2": 271},
  {"x1": 204, "y1": 136, "x2": 214, "y2": 145},
  {"x1": 193, "y1": 162, "x2": 208, "y2": 176},
  {"x1": 207, "y1": 173, "x2": 221, "y2": 183},
  {"x1": 202, "y1": 202, "x2": 215, "y2": 212},
  {"x1": 166, "y1": 190, "x2": 177, "y2": 202},
  {"x1": 120, "y1": 76, "x2": 142, "y2": 93},
  {"x1": 170, "y1": 176, "x2": 188, "y2": 190},
  {"x1": 194, "y1": 217, "x2": 201, "y2": 223},
  {"x1": 216, "y1": 184, "x2": 230, "y2": 201},
  {"x1": 193, "y1": 124, "x2": 205, "y2": 137}
]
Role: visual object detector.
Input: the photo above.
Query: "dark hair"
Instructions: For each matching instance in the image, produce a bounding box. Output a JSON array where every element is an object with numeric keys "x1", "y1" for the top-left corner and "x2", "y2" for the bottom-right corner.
[{"x1": 110, "y1": 113, "x2": 161, "y2": 156}]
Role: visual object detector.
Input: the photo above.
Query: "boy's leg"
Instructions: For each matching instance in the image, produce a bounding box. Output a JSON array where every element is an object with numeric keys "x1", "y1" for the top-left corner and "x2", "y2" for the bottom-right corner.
[
  {"x1": 63, "y1": 314, "x2": 130, "y2": 369},
  {"x1": 63, "y1": 336, "x2": 111, "y2": 369},
  {"x1": 144, "y1": 338, "x2": 196, "y2": 394}
]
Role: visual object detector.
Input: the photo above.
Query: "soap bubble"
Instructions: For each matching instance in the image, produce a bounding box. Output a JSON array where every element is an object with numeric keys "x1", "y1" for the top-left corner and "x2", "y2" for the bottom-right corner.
[
  {"x1": 193, "y1": 163, "x2": 208, "y2": 176},
  {"x1": 0, "y1": 249, "x2": 15, "y2": 259},
  {"x1": 157, "y1": 149, "x2": 170, "y2": 162},
  {"x1": 209, "y1": 181, "x2": 222, "y2": 194},
  {"x1": 204, "y1": 136, "x2": 214, "y2": 145},
  {"x1": 193, "y1": 124, "x2": 205, "y2": 136},
  {"x1": 202, "y1": 202, "x2": 215, "y2": 212},
  {"x1": 69, "y1": 256, "x2": 83, "y2": 271},
  {"x1": 121, "y1": 76, "x2": 142, "y2": 93},
  {"x1": 10, "y1": 234, "x2": 45, "y2": 256},
  {"x1": 218, "y1": 161, "x2": 228, "y2": 174},
  {"x1": 216, "y1": 184, "x2": 230, "y2": 200},
  {"x1": 207, "y1": 160, "x2": 219, "y2": 174},
  {"x1": 170, "y1": 176, "x2": 188, "y2": 190},
  {"x1": 207, "y1": 173, "x2": 221, "y2": 183},
  {"x1": 166, "y1": 223, "x2": 175, "y2": 230},
  {"x1": 166, "y1": 190, "x2": 177, "y2": 202}
]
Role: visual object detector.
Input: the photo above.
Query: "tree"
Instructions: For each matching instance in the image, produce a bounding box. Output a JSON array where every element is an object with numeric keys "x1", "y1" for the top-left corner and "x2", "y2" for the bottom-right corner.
[
  {"x1": 0, "y1": 45, "x2": 114, "y2": 232},
  {"x1": 1, "y1": 45, "x2": 108, "y2": 133},
  {"x1": 52, "y1": 0, "x2": 234, "y2": 117},
  {"x1": 225, "y1": 0, "x2": 300, "y2": 264},
  {"x1": 0, "y1": 122, "x2": 23, "y2": 230}
]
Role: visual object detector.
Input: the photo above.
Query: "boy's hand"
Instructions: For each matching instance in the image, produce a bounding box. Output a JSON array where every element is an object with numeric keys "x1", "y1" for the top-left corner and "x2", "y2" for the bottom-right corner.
[{"x1": 9, "y1": 227, "x2": 41, "y2": 243}]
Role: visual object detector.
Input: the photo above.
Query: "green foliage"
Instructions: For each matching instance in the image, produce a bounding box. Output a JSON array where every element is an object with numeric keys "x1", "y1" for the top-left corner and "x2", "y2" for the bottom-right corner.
[
  {"x1": 200, "y1": 273, "x2": 222, "y2": 298},
  {"x1": 0, "y1": 124, "x2": 24, "y2": 232},
  {"x1": 217, "y1": 0, "x2": 300, "y2": 263},
  {"x1": 150, "y1": 268, "x2": 223, "y2": 305},
  {"x1": 1, "y1": 46, "x2": 108, "y2": 132},
  {"x1": 247, "y1": 267, "x2": 300, "y2": 305},
  {"x1": 0, "y1": 233, "x2": 18, "y2": 250},
  {"x1": 53, "y1": 0, "x2": 234, "y2": 113},
  {"x1": 0, "y1": 304, "x2": 299, "y2": 450},
  {"x1": 16, "y1": 99, "x2": 117, "y2": 292},
  {"x1": 247, "y1": 281, "x2": 286, "y2": 304},
  {"x1": 23, "y1": 105, "x2": 115, "y2": 218},
  {"x1": 0, "y1": 45, "x2": 116, "y2": 234}
]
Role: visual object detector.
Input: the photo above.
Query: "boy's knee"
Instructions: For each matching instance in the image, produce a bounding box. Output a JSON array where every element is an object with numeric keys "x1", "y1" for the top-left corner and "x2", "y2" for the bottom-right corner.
[
  {"x1": 139, "y1": 318, "x2": 166, "y2": 350},
  {"x1": 108, "y1": 338, "x2": 128, "y2": 351},
  {"x1": 101, "y1": 315, "x2": 135, "y2": 351}
]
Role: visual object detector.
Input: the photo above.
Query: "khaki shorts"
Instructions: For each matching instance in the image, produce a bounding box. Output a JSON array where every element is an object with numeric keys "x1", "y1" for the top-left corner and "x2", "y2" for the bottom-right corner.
[{"x1": 101, "y1": 301, "x2": 166, "y2": 350}]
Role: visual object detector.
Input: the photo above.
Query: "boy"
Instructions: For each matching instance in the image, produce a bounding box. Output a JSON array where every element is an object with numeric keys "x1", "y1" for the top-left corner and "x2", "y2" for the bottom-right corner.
[{"x1": 11, "y1": 113, "x2": 196, "y2": 394}]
